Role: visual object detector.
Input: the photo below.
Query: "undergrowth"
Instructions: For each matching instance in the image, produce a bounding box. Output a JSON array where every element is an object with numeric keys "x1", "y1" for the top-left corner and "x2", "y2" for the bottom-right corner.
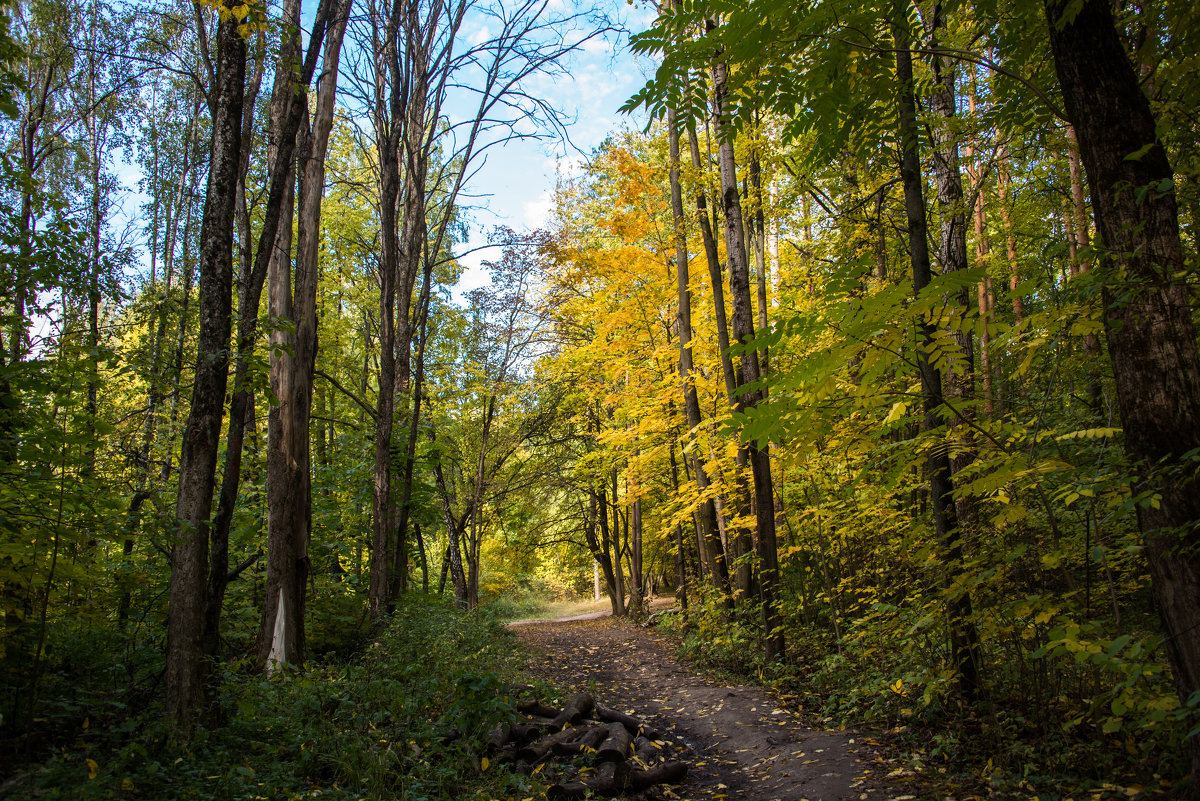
[
  {"x1": 1, "y1": 595, "x2": 540, "y2": 801},
  {"x1": 659, "y1": 591, "x2": 1190, "y2": 800}
]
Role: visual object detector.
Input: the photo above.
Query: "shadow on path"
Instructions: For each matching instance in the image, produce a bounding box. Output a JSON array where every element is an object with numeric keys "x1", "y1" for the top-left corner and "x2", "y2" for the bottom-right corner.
[{"x1": 511, "y1": 615, "x2": 903, "y2": 801}]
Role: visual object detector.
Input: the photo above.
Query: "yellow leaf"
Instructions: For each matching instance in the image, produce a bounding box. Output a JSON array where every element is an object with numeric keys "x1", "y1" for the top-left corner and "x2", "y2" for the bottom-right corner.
[
  {"x1": 480, "y1": 757, "x2": 489, "y2": 772},
  {"x1": 122, "y1": 779, "x2": 134, "y2": 791},
  {"x1": 891, "y1": 679, "x2": 903, "y2": 693},
  {"x1": 87, "y1": 758, "x2": 98, "y2": 779}
]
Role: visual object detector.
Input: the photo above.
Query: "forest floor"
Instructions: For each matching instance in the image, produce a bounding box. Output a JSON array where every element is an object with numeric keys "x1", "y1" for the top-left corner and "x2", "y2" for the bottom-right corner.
[{"x1": 510, "y1": 610, "x2": 919, "y2": 801}]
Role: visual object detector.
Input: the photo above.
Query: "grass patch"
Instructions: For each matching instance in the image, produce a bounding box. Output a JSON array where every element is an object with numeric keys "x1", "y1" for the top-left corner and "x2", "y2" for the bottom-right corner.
[{"x1": 482, "y1": 593, "x2": 610, "y2": 624}]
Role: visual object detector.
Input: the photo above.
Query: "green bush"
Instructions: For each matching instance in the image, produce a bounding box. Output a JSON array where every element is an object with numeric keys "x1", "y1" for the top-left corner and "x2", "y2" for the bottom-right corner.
[{"x1": 1, "y1": 595, "x2": 537, "y2": 801}]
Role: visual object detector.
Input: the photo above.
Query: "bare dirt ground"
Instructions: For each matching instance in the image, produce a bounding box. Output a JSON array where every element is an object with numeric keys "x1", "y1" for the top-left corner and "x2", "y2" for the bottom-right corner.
[{"x1": 510, "y1": 614, "x2": 907, "y2": 801}]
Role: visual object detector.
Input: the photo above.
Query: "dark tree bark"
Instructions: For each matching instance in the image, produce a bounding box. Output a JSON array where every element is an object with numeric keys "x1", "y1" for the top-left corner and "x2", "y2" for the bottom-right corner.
[
  {"x1": 1043, "y1": 0, "x2": 1200, "y2": 786},
  {"x1": 667, "y1": 441, "x2": 690, "y2": 612},
  {"x1": 710, "y1": 38, "x2": 783, "y2": 661},
  {"x1": 202, "y1": 2, "x2": 271, "y2": 659},
  {"x1": 390, "y1": 253, "x2": 433, "y2": 597},
  {"x1": 164, "y1": 5, "x2": 246, "y2": 732},
  {"x1": 368, "y1": 0, "x2": 402, "y2": 618},
  {"x1": 667, "y1": 105, "x2": 731, "y2": 602},
  {"x1": 584, "y1": 490, "x2": 621, "y2": 616},
  {"x1": 919, "y1": 2, "x2": 977, "y2": 525},
  {"x1": 257, "y1": 0, "x2": 350, "y2": 668},
  {"x1": 630, "y1": 496, "x2": 643, "y2": 615},
  {"x1": 893, "y1": 7, "x2": 980, "y2": 702},
  {"x1": 685, "y1": 119, "x2": 754, "y2": 601},
  {"x1": 605, "y1": 467, "x2": 628, "y2": 615},
  {"x1": 596, "y1": 483, "x2": 626, "y2": 617}
]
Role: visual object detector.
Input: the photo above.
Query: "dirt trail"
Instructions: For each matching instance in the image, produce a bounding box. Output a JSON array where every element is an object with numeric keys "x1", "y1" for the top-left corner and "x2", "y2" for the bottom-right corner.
[{"x1": 511, "y1": 615, "x2": 897, "y2": 801}]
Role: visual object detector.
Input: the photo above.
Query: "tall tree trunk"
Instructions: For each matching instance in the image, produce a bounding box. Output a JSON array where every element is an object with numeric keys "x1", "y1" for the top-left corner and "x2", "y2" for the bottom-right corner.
[
  {"x1": 1043, "y1": 0, "x2": 1200, "y2": 786},
  {"x1": 165, "y1": 6, "x2": 246, "y2": 732},
  {"x1": 893, "y1": 6, "x2": 980, "y2": 702},
  {"x1": 257, "y1": 0, "x2": 349, "y2": 668},
  {"x1": 387, "y1": 2, "x2": 436, "y2": 601},
  {"x1": 610, "y1": 466, "x2": 627, "y2": 613},
  {"x1": 369, "y1": 10, "x2": 402, "y2": 616},
  {"x1": 710, "y1": 34, "x2": 783, "y2": 661},
  {"x1": 630, "y1": 496, "x2": 643, "y2": 615},
  {"x1": 667, "y1": 105, "x2": 730, "y2": 601},
  {"x1": 685, "y1": 120, "x2": 754, "y2": 601},
  {"x1": 584, "y1": 490, "x2": 621, "y2": 616},
  {"x1": 749, "y1": 140, "x2": 769, "y2": 382},
  {"x1": 203, "y1": 14, "x2": 269, "y2": 659},
  {"x1": 392, "y1": 253, "x2": 434, "y2": 597},
  {"x1": 208, "y1": 0, "x2": 332, "y2": 647},
  {"x1": 596, "y1": 483, "x2": 626, "y2": 616},
  {"x1": 920, "y1": 2, "x2": 977, "y2": 526}
]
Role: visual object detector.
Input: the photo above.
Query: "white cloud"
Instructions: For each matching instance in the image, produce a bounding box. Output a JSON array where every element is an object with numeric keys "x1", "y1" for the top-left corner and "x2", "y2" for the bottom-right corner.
[
  {"x1": 468, "y1": 22, "x2": 491, "y2": 45},
  {"x1": 522, "y1": 190, "x2": 553, "y2": 229}
]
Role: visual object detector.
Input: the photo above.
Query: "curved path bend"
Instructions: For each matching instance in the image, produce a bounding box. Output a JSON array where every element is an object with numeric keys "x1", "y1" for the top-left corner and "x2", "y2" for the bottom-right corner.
[{"x1": 511, "y1": 615, "x2": 908, "y2": 801}]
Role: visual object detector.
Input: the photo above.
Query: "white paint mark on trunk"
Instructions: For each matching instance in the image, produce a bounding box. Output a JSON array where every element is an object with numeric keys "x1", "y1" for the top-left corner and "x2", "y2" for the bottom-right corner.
[{"x1": 267, "y1": 587, "x2": 287, "y2": 672}]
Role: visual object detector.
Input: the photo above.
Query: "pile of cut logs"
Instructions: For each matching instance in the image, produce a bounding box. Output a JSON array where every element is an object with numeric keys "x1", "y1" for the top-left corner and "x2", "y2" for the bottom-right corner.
[{"x1": 485, "y1": 691, "x2": 688, "y2": 799}]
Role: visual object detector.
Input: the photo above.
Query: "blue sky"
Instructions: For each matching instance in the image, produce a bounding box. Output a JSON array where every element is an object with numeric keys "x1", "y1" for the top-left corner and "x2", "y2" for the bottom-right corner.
[
  {"x1": 111, "y1": 0, "x2": 658, "y2": 300},
  {"x1": 448, "y1": 0, "x2": 657, "y2": 297}
]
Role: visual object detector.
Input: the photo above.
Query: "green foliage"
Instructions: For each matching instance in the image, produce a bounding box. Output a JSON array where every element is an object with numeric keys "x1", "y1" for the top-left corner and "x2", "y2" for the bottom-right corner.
[{"x1": 1, "y1": 596, "x2": 531, "y2": 801}]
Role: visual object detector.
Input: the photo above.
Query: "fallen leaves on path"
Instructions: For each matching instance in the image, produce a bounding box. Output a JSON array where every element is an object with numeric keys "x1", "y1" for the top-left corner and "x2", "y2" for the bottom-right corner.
[{"x1": 511, "y1": 617, "x2": 906, "y2": 801}]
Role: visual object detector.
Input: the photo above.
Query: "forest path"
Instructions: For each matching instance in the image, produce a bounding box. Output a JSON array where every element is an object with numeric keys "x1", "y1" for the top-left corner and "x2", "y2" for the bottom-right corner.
[{"x1": 510, "y1": 616, "x2": 900, "y2": 801}]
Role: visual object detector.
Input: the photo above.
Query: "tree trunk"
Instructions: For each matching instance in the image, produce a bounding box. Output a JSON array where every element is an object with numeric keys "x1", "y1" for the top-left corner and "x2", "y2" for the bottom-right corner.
[
  {"x1": 667, "y1": 106, "x2": 731, "y2": 601},
  {"x1": 257, "y1": 0, "x2": 349, "y2": 669},
  {"x1": 630, "y1": 497, "x2": 643, "y2": 615},
  {"x1": 204, "y1": 5, "x2": 273, "y2": 659},
  {"x1": 391, "y1": 253, "x2": 433, "y2": 597},
  {"x1": 369, "y1": 0, "x2": 404, "y2": 619},
  {"x1": 685, "y1": 119, "x2": 755, "y2": 601},
  {"x1": 667, "y1": 440, "x2": 690, "y2": 613},
  {"x1": 596, "y1": 484, "x2": 626, "y2": 616},
  {"x1": 610, "y1": 467, "x2": 627, "y2": 613},
  {"x1": 893, "y1": 8, "x2": 980, "y2": 702},
  {"x1": 1043, "y1": 0, "x2": 1200, "y2": 786},
  {"x1": 585, "y1": 490, "x2": 621, "y2": 616},
  {"x1": 710, "y1": 35, "x2": 783, "y2": 661},
  {"x1": 165, "y1": 7, "x2": 245, "y2": 732},
  {"x1": 920, "y1": 2, "x2": 977, "y2": 525}
]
